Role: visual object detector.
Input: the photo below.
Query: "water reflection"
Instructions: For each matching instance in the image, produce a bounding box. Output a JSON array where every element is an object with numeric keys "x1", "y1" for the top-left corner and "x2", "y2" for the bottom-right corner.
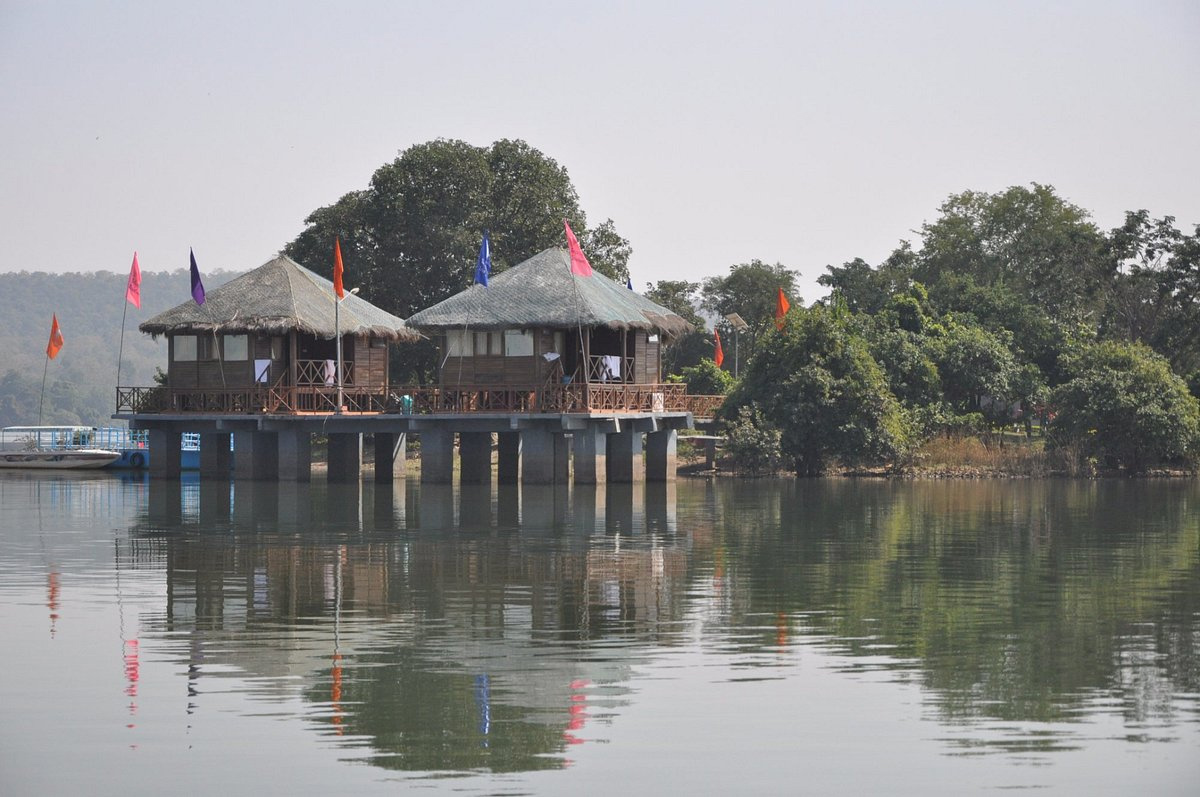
[{"x1": 4, "y1": 472, "x2": 1198, "y2": 787}]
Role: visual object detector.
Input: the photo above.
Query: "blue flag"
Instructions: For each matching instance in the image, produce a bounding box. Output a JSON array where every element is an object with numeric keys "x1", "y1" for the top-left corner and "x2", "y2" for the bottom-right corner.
[
  {"x1": 473, "y1": 231, "x2": 491, "y2": 287},
  {"x1": 626, "y1": 276, "x2": 633, "y2": 290},
  {"x1": 190, "y1": 248, "x2": 206, "y2": 305}
]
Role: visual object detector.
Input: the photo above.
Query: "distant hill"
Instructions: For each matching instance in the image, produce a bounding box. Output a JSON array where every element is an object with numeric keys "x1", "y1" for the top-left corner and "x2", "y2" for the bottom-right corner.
[{"x1": 0, "y1": 269, "x2": 242, "y2": 426}]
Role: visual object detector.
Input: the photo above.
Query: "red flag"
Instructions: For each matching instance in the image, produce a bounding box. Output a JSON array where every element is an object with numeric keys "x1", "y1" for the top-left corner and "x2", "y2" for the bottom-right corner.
[
  {"x1": 775, "y1": 287, "x2": 790, "y2": 331},
  {"x1": 46, "y1": 314, "x2": 64, "y2": 360},
  {"x1": 125, "y1": 252, "x2": 142, "y2": 308},
  {"x1": 564, "y1": 220, "x2": 593, "y2": 277},
  {"x1": 714, "y1": 328, "x2": 725, "y2": 368},
  {"x1": 333, "y1": 238, "x2": 345, "y2": 299}
]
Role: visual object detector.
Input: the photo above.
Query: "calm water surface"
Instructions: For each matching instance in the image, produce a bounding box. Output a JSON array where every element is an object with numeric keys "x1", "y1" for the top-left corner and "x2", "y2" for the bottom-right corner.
[{"x1": 1, "y1": 472, "x2": 1197, "y2": 795}]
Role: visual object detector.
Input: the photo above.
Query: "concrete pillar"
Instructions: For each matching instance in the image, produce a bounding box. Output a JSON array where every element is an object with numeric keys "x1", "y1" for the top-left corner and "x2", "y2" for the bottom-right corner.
[
  {"x1": 277, "y1": 481, "x2": 311, "y2": 528},
  {"x1": 199, "y1": 432, "x2": 231, "y2": 477},
  {"x1": 497, "y1": 432, "x2": 521, "y2": 484},
  {"x1": 521, "y1": 426, "x2": 568, "y2": 484},
  {"x1": 327, "y1": 433, "x2": 361, "y2": 483},
  {"x1": 233, "y1": 431, "x2": 278, "y2": 480},
  {"x1": 459, "y1": 484, "x2": 493, "y2": 526},
  {"x1": 459, "y1": 432, "x2": 492, "y2": 485},
  {"x1": 571, "y1": 483, "x2": 605, "y2": 534},
  {"x1": 419, "y1": 429, "x2": 454, "y2": 484},
  {"x1": 497, "y1": 482, "x2": 520, "y2": 527},
  {"x1": 645, "y1": 429, "x2": 677, "y2": 482},
  {"x1": 606, "y1": 430, "x2": 645, "y2": 483},
  {"x1": 573, "y1": 426, "x2": 607, "y2": 484},
  {"x1": 417, "y1": 483, "x2": 455, "y2": 529},
  {"x1": 147, "y1": 478, "x2": 182, "y2": 524},
  {"x1": 372, "y1": 432, "x2": 405, "y2": 483},
  {"x1": 277, "y1": 428, "x2": 312, "y2": 482},
  {"x1": 147, "y1": 428, "x2": 181, "y2": 479},
  {"x1": 198, "y1": 479, "x2": 231, "y2": 527}
]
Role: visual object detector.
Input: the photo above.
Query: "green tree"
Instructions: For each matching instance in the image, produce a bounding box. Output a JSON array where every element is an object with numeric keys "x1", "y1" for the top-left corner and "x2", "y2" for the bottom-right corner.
[
  {"x1": 646, "y1": 280, "x2": 708, "y2": 376},
  {"x1": 818, "y1": 243, "x2": 916, "y2": 315},
  {"x1": 286, "y1": 139, "x2": 630, "y2": 380},
  {"x1": 1102, "y1": 210, "x2": 1200, "y2": 374},
  {"x1": 1049, "y1": 341, "x2": 1200, "y2": 472},
  {"x1": 672, "y1": 358, "x2": 734, "y2": 396},
  {"x1": 700, "y1": 260, "x2": 799, "y2": 355},
  {"x1": 930, "y1": 319, "x2": 1018, "y2": 436},
  {"x1": 914, "y1": 184, "x2": 1108, "y2": 321},
  {"x1": 724, "y1": 305, "x2": 910, "y2": 476}
]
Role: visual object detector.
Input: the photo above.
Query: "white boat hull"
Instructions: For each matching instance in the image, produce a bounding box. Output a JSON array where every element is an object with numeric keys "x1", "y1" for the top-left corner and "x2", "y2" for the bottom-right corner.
[{"x1": 0, "y1": 449, "x2": 122, "y2": 469}]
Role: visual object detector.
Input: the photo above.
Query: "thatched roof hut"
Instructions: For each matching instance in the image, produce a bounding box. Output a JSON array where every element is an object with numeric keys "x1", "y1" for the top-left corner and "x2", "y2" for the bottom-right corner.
[
  {"x1": 140, "y1": 254, "x2": 418, "y2": 342},
  {"x1": 406, "y1": 247, "x2": 691, "y2": 338},
  {"x1": 408, "y1": 247, "x2": 692, "y2": 388}
]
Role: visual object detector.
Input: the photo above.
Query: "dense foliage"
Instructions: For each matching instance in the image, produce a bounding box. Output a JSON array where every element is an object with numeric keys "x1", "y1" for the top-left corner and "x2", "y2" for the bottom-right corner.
[{"x1": 286, "y1": 139, "x2": 630, "y2": 381}]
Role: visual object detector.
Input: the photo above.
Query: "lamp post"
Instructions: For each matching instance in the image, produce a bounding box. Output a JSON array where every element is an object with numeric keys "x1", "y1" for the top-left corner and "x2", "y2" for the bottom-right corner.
[
  {"x1": 724, "y1": 312, "x2": 749, "y2": 379},
  {"x1": 335, "y1": 287, "x2": 360, "y2": 414}
]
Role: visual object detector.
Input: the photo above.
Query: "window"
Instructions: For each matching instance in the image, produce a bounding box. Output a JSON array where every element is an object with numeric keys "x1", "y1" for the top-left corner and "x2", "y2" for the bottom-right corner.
[
  {"x1": 504, "y1": 329, "x2": 534, "y2": 356},
  {"x1": 174, "y1": 335, "x2": 197, "y2": 361},
  {"x1": 198, "y1": 336, "x2": 218, "y2": 360},
  {"x1": 446, "y1": 330, "x2": 470, "y2": 357},
  {"x1": 474, "y1": 331, "x2": 492, "y2": 356},
  {"x1": 553, "y1": 331, "x2": 565, "y2": 353},
  {"x1": 270, "y1": 337, "x2": 284, "y2": 360},
  {"x1": 223, "y1": 334, "x2": 248, "y2": 360}
]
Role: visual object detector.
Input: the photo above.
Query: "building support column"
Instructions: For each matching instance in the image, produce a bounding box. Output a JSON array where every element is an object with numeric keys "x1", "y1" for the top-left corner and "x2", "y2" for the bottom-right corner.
[
  {"x1": 572, "y1": 426, "x2": 607, "y2": 484},
  {"x1": 148, "y1": 428, "x2": 181, "y2": 479},
  {"x1": 459, "y1": 432, "x2": 492, "y2": 485},
  {"x1": 606, "y1": 430, "x2": 645, "y2": 483},
  {"x1": 420, "y1": 429, "x2": 454, "y2": 484},
  {"x1": 277, "y1": 428, "x2": 312, "y2": 482},
  {"x1": 199, "y1": 432, "x2": 231, "y2": 477},
  {"x1": 497, "y1": 432, "x2": 521, "y2": 484},
  {"x1": 234, "y1": 431, "x2": 278, "y2": 480},
  {"x1": 645, "y1": 429, "x2": 677, "y2": 482},
  {"x1": 373, "y1": 432, "x2": 405, "y2": 483},
  {"x1": 521, "y1": 426, "x2": 568, "y2": 484},
  {"x1": 327, "y1": 433, "x2": 361, "y2": 483}
]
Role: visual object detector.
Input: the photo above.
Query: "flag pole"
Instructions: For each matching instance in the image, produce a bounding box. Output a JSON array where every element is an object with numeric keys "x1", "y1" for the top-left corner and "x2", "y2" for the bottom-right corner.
[
  {"x1": 116, "y1": 298, "x2": 129, "y2": 392},
  {"x1": 38, "y1": 353, "x2": 50, "y2": 427},
  {"x1": 335, "y1": 292, "x2": 343, "y2": 413}
]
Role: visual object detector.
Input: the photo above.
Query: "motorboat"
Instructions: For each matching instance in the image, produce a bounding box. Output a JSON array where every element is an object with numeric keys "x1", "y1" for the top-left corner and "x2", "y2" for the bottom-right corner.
[{"x1": 0, "y1": 426, "x2": 122, "y2": 469}]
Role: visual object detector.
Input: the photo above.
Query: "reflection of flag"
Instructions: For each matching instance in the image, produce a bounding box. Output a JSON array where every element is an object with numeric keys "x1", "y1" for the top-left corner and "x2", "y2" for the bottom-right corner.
[
  {"x1": 775, "y1": 287, "x2": 790, "y2": 330},
  {"x1": 190, "y1": 249, "x2": 206, "y2": 305},
  {"x1": 626, "y1": 276, "x2": 633, "y2": 290},
  {"x1": 46, "y1": 314, "x2": 64, "y2": 359},
  {"x1": 334, "y1": 238, "x2": 345, "y2": 299},
  {"x1": 473, "y1": 231, "x2": 491, "y2": 287},
  {"x1": 714, "y1": 328, "x2": 724, "y2": 368},
  {"x1": 125, "y1": 252, "x2": 141, "y2": 308},
  {"x1": 564, "y1": 220, "x2": 593, "y2": 277}
]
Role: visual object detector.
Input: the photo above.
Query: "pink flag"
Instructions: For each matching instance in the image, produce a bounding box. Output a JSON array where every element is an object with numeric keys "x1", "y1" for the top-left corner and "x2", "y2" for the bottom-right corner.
[
  {"x1": 564, "y1": 220, "x2": 593, "y2": 277},
  {"x1": 125, "y1": 252, "x2": 142, "y2": 308}
]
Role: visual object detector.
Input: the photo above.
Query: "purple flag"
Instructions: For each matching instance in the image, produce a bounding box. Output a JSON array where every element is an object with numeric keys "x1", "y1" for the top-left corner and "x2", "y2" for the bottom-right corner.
[{"x1": 190, "y1": 248, "x2": 206, "y2": 305}]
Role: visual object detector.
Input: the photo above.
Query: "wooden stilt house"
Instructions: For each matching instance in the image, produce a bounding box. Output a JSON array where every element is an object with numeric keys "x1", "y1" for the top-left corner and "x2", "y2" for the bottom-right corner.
[
  {"x1": 127, "y1": 255, "x2": 418, "y2": 414},
  {"x1": 405, "y1": 247, "x2": 693, "y2": 412}
]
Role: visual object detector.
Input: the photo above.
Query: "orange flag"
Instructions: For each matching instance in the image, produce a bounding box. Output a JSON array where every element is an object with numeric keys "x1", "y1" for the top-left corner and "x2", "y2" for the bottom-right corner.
[
  {"x1": 775, "y1": 287, "x2": 790, "y2": 331},
  {"x1": 46, "y1": 314, "x2": 64, "y2": 360},
  {"x1": 333, "y1": 238, "x2": 345, "y2": 299},
  {"x1": 714, "y1": 329, "x2": 725, "y2": 368}
]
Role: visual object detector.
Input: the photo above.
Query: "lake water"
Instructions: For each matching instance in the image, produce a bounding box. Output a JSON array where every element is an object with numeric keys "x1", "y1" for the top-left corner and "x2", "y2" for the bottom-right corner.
[{"x1": 1, "y1": 472, "x2": 1197, "y2": 795}]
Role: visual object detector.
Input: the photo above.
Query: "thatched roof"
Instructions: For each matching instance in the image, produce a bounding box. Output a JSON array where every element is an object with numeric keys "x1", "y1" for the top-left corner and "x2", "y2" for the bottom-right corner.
[
  {"x1": 406, "y1": 247, "x2": 692, "y2": 337},
  {"x1": 139, "y1": 255, "x2": 419, "y2": 342}
]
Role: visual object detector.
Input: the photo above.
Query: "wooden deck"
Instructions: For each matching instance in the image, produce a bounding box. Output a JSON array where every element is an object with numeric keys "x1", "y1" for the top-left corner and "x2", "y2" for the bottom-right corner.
[{"x1": 116, "y1": 383, "x2": 726, "y2": 418}]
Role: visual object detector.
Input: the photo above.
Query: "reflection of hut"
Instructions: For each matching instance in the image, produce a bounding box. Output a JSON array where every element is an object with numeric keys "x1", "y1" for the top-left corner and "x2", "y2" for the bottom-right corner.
[
  {"x1": 407, "y1": 248, "x2": 691, "y2": 390},
  {"x1": 137, "y1": 255, "x2": 418, "y2": 413}
]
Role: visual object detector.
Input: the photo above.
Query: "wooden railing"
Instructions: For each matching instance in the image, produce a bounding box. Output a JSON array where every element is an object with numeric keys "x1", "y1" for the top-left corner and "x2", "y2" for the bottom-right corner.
[{"x1": 117, "y1": 383, "x2": 726, "y2": 417}]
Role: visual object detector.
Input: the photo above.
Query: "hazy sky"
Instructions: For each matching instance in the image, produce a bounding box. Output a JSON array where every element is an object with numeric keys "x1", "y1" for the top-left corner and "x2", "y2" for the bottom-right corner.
[{"x1": 1, "y1": 0, "x2": 1197, "y2": 304}]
